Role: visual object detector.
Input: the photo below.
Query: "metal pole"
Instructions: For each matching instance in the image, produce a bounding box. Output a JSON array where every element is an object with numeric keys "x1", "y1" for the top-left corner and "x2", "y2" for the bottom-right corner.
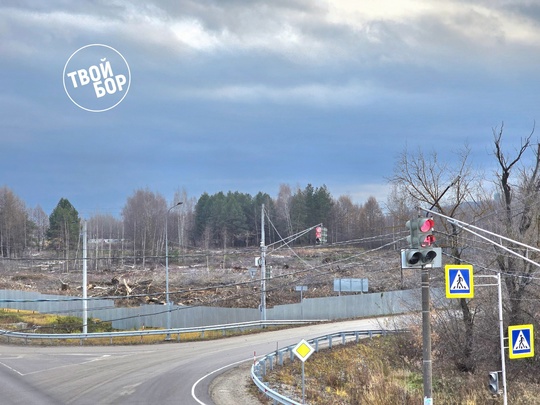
[
  {"x1": 165, "y1": 202, "x2": 183, "y2": 340},
  {"x1": 302, "y1": 361, "x2": 306, "y2": 404},
  {"x1": 422, "y1": 264, "x2": 433, "y2": 402},
  {"x1": 498, "y1": 272, "x2": 508, "y2": 405},
  {"x1": 82, "y1": 220, "x2": 88, "y2": 335},
  {"x1": 260, "y1": 204, "x2": 267, "y2": 322}
]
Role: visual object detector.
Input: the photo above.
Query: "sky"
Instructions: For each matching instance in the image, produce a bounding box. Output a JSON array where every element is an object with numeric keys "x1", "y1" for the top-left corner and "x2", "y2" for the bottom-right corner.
[{"x1": 2, "y1": 0, "x2": 540, "y2": 218}]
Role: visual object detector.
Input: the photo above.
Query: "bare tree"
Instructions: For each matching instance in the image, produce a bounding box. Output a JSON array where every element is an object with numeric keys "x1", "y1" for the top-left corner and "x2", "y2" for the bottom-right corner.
[
  {"x1": 330, "y1": 195, "x2": 359, "y2": 242},
  {"x1": 493, "y1": 124, "x2": 540, "y2": 325},
  {"x1": 122, "y1": 189, "x2": 167, "y2": 268},
  {"x1": 358, "y1": 196, "x2": 385, "y2": 248},
  {"x1": 87, "y1": 213, "x2": 122, "y2": 270},
  {"x1": 30, "y1": 205, "x2": 49, "y2": 252},
  {"x1": 0, "y1": 187, "x2": 30, "y2": 257},
  {"x1": 390, "y1": 144, "x2": 487, "y2": 372},
  {"x1": 172, "y1": 188, "x2": 193, "y2": 253},
  {"x1": 275, "y1": 184, "x2": 294, "y2": 237}
]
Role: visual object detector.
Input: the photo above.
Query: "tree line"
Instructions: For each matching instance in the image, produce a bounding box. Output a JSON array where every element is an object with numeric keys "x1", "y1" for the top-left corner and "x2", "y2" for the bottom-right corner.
[{"x1": 0, "y1": 182, "x2": 387, "y2": 261}]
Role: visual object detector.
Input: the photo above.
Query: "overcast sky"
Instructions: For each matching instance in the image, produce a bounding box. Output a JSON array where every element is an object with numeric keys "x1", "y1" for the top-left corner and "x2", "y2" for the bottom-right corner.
[{"x1": 2, "y1": 0, "x2": 540, "y2": 218}]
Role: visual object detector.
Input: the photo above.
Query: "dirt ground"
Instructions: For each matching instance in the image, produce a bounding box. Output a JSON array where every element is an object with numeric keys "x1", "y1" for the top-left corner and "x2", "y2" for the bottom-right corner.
[
  {"x1": 0, "y1": 246, "x2": 417, "y2": 310},
  {"x1": 210, "y1": 362, "x2": 266, "y2": 405}
]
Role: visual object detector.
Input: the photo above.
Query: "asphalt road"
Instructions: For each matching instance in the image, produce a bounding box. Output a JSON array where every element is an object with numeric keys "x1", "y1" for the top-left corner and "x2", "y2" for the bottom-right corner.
[{"x1": 0, "y1": 317, "x2": 389, "y2": 405}]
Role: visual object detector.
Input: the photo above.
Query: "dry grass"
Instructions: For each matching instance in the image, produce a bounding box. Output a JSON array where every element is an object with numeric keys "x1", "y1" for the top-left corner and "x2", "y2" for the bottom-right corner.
[
  {"x1": 0, "y1": 308, "x2": 274, "y2": 346},
  {"x1": 264, "y1": 334, "x2": 540, "y2": 404}
]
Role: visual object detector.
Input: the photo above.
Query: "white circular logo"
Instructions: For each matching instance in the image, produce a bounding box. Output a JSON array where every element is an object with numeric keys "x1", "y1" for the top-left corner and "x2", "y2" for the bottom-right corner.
[{"x1": 63, "y1": 44, "x2": 131, "y2": 112}]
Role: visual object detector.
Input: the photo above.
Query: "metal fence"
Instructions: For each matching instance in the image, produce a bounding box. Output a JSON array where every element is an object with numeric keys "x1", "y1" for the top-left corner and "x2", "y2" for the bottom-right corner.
[
  {"x1": 0, "y1": 319, "x2": 320, "y2": 345},
  {"x1": 0, "y1": 288, "x2": 445, "y2": 330}
]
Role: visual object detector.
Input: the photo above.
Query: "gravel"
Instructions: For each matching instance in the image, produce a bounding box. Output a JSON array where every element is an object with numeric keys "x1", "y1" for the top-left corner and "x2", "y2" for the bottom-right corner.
[{"x1": 210, "y1": 361, "x2": 268, "y2": 405}]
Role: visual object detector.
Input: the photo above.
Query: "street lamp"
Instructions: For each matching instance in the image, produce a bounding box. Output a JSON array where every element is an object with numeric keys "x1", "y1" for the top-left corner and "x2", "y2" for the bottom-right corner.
[{"x1": 165, "y1": 201, "x2": 183, "y2": 340}]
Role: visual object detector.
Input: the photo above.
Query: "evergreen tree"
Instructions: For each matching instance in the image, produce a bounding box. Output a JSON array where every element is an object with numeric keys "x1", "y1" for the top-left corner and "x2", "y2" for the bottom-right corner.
[
  {"x1": 47, "y1": 198, "x2": 80, "y2": 269},
  {"x1": 224, "y1": 192, "x2": 248, "y2": 247},
  {"x1": 194, "y1": 192, "x2": 211, "y2": 245}
]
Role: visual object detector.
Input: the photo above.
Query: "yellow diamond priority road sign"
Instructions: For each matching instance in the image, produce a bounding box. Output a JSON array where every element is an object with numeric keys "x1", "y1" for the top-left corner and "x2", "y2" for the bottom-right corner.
[{"x1": 293, "y1": 339, "x2": 315, "y2": 362}]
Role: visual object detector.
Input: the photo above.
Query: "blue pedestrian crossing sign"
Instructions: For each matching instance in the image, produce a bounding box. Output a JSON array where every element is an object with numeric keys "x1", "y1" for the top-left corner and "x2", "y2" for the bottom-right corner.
[
  {"x1": 445, "y1": 264, "x2": 474, "y2": 298},
  {"x1": 509, "y1": 324, "x2": 534, "y2": 359}
]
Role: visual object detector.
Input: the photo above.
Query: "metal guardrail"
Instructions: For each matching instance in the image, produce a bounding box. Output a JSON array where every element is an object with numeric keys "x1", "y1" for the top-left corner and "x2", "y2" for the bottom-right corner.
[
  {"x1": 251, "y1": 329, "x2": 402, "y2": 405},
  {"x1": 0, "y1": 319, "x2": 325, "y2": 344}
]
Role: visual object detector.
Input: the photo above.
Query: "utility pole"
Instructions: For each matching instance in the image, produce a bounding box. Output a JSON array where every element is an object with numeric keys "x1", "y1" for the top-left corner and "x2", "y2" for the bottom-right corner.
[
  {"x1": 82, "y1": 220, "x2": 88, "y2": 335},
  {"x1": 165, "y1": 202, "x2": 183, "y2": 340},
  {"x1": 260, "y1": 204, "x2": 267, "y2": 322}
]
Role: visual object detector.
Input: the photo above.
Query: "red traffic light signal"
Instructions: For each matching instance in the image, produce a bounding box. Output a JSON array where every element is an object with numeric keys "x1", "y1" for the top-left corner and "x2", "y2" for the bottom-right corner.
[
  {"x1": 407, "y1": 217, "x2": 435, "y2": 248},
  {"x1": 419, "y1": 218, "x2": 435, "y2": 247}
]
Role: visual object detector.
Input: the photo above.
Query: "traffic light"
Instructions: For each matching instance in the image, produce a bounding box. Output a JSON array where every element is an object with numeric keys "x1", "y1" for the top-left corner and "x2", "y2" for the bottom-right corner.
[
  {"x1": 419, "y1": 217, "x2": 435, "y2": 247},
  {"x1": 315, "y1": 226, "x2": 328, "y2": 244},
  {"x1": 488, "y1": 371, "x2": 500, "y2": 395},
  {"x1": 406, "y1": 219, "x2": 420, "y2": 248},
  {"x1": 406, "y1": 217, "x2": 435, "y2": 248},
  {"x1": 402, "y1": 217, "x2": 440, "y2": 268}
]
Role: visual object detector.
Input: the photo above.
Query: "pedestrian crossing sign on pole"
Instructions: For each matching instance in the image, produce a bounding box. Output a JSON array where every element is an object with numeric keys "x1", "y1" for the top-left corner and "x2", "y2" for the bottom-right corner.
[
  {"x1": 445, "y1": 264, "x2": 474, "y2": 298},
  {"x1": 508, "y1": 324, "x2": 534, "y2": 359}
]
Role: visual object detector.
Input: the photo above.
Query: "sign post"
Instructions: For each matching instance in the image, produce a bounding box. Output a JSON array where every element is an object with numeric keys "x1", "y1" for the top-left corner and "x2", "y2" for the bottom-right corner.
[
  {"x1": 293, "y1": 339, "x2": 315, "y2": 404},
  {"x1": 295, "y1": 285, "x2": 307, "y2": 301}
]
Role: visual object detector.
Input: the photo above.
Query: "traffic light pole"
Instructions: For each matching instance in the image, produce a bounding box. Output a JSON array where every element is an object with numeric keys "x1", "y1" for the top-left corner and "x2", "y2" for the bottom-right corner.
[
  {"x1": 421, "y1": 264, "x2": 432, "y2": 402},
  {"x1": 404, "y1": 216, "x2": 438, "y2": 403},
  {"x1": 497, "y1": 272, "x2": 508, "y2": 405},
  {"x1": 477, "y1": 273, "x2": 507, "y2": 405}
]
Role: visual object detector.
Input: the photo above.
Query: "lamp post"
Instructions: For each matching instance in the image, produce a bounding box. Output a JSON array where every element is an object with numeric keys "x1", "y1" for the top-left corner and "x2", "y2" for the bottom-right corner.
[{"x1": 165, "y1": 201, "x2": 183, "y2": 340}]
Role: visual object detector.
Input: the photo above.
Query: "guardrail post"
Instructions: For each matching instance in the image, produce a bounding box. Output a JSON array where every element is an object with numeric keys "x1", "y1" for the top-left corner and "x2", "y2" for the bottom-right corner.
[
  {"x1": 314, "y1": 339, "x2": 319, "y2": 352},
  {"x1": 341, "y1": 332, "x2": 346, "y2": 345},
  {"x1": 328, "y1": 335, "x2": 333, "y2": 349},
  {"x1": 278, "y1": 351, "x2": 283, "y2": 366}
]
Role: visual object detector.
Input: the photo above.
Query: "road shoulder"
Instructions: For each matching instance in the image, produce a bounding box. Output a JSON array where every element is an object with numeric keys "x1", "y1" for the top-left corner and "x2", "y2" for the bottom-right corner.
[{"x1": 210, "y1": 361, "x2": 266, "y2": 405}]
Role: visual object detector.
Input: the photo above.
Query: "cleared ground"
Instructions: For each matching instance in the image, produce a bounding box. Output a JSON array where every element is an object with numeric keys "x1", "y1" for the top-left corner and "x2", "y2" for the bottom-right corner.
[{"x1": 0, "y1": 245, "x2": 419, "y2": 310}]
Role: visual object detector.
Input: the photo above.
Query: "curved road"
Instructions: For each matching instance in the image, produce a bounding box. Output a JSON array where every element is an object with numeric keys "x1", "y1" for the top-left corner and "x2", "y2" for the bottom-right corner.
[{"x1": 0, "y1": 318, "x2": 389, "y2": 405}]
